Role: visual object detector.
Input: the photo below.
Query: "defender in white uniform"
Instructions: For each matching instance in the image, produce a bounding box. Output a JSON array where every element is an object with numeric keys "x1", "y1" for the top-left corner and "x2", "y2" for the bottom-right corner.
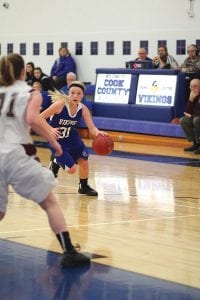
[{"x1": 0, "y1": 53, "x2": 90, "y2": 268}]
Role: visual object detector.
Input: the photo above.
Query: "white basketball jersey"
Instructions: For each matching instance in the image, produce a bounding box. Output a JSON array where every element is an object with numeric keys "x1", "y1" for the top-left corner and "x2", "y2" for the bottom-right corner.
[{"x1": 0, "y1": 80, "x2": 33, "y2": 146}]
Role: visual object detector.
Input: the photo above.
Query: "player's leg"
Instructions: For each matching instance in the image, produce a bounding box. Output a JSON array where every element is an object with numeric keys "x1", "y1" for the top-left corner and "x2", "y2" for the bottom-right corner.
[
  {"x1": 49, "y1": 154, "x2": 60, "y2": 178},
  {"x1": 71, "y1": 142, "x2": 98, "y2": 196},
  {"x1": 53, "y1": 144, "x2": 98, "y2": 195},
  {"x1": 78, "y1": 158, "x2": 98, "y2": 196},
  {"x1": 39, "y1": 192, "x2": 90, "y2": 267},
  {"x1": 55, "y1": 150, "x2": 77, "y2": 174},
  {"x1": 8, "y1": 146, "x2": 90, "y2": 268},
  {"x1": 49, "y1": 152, "x2": 76, "y2": 178}
]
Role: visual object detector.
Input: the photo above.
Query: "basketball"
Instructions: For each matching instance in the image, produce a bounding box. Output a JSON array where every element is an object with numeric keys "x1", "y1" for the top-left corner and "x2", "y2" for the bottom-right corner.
[{"x1": 92, "y1": 134, "x2": 114, "y2": 156}]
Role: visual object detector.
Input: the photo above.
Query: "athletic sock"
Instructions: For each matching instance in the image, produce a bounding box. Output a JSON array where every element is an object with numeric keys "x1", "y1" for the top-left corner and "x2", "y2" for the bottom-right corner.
[
  {"x1": 80, "y1": 178, "x2": 88, "y2": 188},
  {"x1": 56, "y1": 231, "x2": 74, "y2": 252}
]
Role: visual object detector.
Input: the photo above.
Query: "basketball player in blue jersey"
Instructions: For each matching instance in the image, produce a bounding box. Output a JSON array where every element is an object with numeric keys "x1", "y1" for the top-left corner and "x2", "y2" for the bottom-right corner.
[
  {"x1": 0, "y1": 54, "x2": 90, "y2": 268},
  {"x1": 40, "y1": 81, "x2": 106, "y2": 196}
]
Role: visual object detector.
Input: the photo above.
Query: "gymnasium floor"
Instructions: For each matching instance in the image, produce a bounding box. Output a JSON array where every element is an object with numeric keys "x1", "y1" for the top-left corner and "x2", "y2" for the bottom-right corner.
[{"x1": 0, "y1": 141, "x2": 200, "y2": 299}]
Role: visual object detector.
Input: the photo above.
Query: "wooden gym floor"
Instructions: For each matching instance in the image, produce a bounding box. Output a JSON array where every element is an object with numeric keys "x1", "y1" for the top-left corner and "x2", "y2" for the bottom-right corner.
[{"x1": 0, "y1": 135, "x2": 200, "y2": 299}]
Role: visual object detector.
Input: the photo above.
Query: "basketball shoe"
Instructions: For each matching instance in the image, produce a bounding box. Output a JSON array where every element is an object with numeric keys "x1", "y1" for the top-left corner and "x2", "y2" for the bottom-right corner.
[
  {"x1": 61, "y1": 248, "x2": 91, "y2": 268},
  {"x1": 49, "y1": 158, "x2": 60, "y2": 178},
  {"x1": 78, "y1": 184, "x2": 98, "y2": 196},
  {"x1": 184, "y1": 143, "x2": 199, "y2": 152}
]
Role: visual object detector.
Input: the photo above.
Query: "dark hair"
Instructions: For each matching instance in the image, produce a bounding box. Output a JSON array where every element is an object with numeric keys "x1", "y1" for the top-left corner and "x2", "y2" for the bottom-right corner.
[
  {"x1": 26, "y1": 62, "x2": 35, "y2": 69},
  {"x1": 33, "y1": 67, "x2": 44, "y2": 77},
  {"x1": 0, "y1": 53, "x2": 24, "y2": 86},
  {"x1": 158, "y1": 45, "x2": 168, "y2": 55}
]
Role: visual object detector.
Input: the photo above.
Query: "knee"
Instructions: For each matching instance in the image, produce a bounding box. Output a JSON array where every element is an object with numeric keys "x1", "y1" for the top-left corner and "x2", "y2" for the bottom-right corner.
[
  {"x1": 179, "y1": 116, "x2": 183, "y2": 125},
  {"x1": 78, "y1": 159, "x2": 88, "y2": 169},
  {"x1": 0, "y1": 212, "x2": 5, "y2": 221},
  {"x1": 179, "y1": 116, "x2": 186, "y2": 126},
  {"x1": 39, "y1": 192, "x2": 57, "y2": 210},
  {"x1": 193, "y1": 117, "x2": 200, "y2": 127}
]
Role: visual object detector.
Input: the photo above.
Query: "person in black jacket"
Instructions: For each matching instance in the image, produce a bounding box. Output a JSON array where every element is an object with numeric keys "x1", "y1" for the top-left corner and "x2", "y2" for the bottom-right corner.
[
  {"x1": 180, "y1": 78, "x2": 200, "y2": 154},
  {"x1": 33, "y1": 67, "x2": 55, "y2": 91},
  {"x1": 25, "y1": 61, "x2": 35, "y2": 85}
]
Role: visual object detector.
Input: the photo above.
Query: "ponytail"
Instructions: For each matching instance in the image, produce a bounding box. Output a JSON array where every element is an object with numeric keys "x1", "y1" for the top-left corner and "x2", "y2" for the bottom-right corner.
[{"x1": 0, "y1": 53, "x2": 24, "y2": 86}]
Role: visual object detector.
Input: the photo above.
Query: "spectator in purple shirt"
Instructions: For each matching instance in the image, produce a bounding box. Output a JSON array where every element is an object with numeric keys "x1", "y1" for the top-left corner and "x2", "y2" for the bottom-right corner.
[{"x1": 50, "y1": 47, "x2": 76, "y2": 89}]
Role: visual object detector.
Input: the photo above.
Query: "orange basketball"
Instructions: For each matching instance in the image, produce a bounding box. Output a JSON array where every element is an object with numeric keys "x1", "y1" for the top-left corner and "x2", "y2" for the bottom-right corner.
[{"x1": 92, "y1": 135, "x2": 114, "y2": 156}]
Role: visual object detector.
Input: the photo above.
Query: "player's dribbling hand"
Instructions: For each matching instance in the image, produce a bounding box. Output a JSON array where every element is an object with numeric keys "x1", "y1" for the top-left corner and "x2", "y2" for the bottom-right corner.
[{"x1": 96, "y1": 130, "x2": 108, "y2": 136}]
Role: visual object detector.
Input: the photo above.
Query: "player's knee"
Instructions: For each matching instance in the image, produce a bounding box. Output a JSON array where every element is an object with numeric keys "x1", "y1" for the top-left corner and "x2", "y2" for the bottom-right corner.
[
  {"x1": 79, "y1": 159, "x2": 88, "y2": 171},
  {"x1": 78, "y1": 158, "x2": 88, "y2": 167},
  {"x1": 67, "y1": 165, "x2": 76, "y2": 174},
  {"x1": 0, "y1": 211, "x2": 5, "y2": 221},
  {"x1": 39, "y1": 192, "x2": 57, "y2": 210}
]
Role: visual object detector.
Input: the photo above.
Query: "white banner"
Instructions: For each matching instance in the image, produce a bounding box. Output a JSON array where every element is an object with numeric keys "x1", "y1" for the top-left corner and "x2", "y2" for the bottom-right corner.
[
  {"x1": 135, "y1": 74, "x2": 177, "y2": 106},
  {"x1": 94, "y1": 73, "x2": 131, "y2": 104}
]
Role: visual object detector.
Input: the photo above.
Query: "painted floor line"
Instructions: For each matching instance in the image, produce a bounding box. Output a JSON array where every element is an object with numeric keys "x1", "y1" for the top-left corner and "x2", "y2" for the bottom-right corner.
[{"x1": 0, "y1": 213, "x2": 199, "y2": 235}]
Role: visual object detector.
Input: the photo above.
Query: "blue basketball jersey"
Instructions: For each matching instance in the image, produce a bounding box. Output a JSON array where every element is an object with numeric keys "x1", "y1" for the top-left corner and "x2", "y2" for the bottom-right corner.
[{"x1": 49, "y1": 102, "x2": 89, "y2": 169}]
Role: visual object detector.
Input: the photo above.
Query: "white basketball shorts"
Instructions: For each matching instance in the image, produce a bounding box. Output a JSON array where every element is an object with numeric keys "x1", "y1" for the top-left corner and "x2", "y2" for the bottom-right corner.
[{"x1": 0, "y1": 145, "x2": 57, "y2": 213}]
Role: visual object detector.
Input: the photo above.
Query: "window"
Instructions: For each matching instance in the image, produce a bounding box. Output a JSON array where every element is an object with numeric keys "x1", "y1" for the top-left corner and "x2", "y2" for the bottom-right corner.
[
  {"x1": 46, "y1": 42, "x2": 54, "y2": 55},
  {"x1": 61, "y1": 42, "x2": 68, "y2": 48},
  {"x1": 106, "y1": 41, "x2": 114, "y2": 55},
  {"x1": 75, "y1": 42, "x2": 83, "y2": 55},
  {"x1": 90, "y1": 41, "x2": 98, "y2": 55},
  {"x1": 33, "y1": 43, "x2": 40, "y2": 55},
  {"x1": 123, "y1": 41, "x2": 131, "y2": 55},
  {"x1": 158, "y1": 40, "x2": 167, "y2": 47},
  {"x1": 196, "y1": 40, "x2": 200, "y2": 54},
  {"x1": 140, "y1": 40, "x2": 148, "y2": 52},
  {"x1": 19, "y1": 43, "x2": 26, "y2": 55},
  {"x1": 7, "y1": 43, "x2": 13, "y2": 54},
  {"x1": 176, "y1": 40, "x2": 186, "y2": 55}
]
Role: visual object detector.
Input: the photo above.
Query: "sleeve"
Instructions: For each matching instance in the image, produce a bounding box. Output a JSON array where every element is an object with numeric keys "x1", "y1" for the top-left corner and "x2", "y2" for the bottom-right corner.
[
  {"x1": 192, "y1": 98, "x2": 200, "y2": 117},
  {"x1": 63, "y1": 56, "x2": 76, "y2": 75},
  {"x1": 184, "y1": 101, "x2": 193, "y2": 114},
  {"x1": 169, "y1": 56, "x2": 179, "y2": 69},
  {"x1": 50, "y1": 60, "x2": 57, "y2": 76}
]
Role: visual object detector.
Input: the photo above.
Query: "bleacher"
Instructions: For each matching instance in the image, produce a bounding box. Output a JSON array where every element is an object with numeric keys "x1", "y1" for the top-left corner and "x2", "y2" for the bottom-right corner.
[
  {"x1": 79, "y1": 68, "x2": 191, "y2": 146},
  {"x1": 33, "y1": 68, "x2": 194, "y2": 148}
]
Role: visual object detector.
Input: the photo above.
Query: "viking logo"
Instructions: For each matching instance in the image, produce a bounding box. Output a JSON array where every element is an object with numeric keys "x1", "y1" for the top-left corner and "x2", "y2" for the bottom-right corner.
[{"x1": 151, "y1": 80, "x2": 159, "y2": 93}]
